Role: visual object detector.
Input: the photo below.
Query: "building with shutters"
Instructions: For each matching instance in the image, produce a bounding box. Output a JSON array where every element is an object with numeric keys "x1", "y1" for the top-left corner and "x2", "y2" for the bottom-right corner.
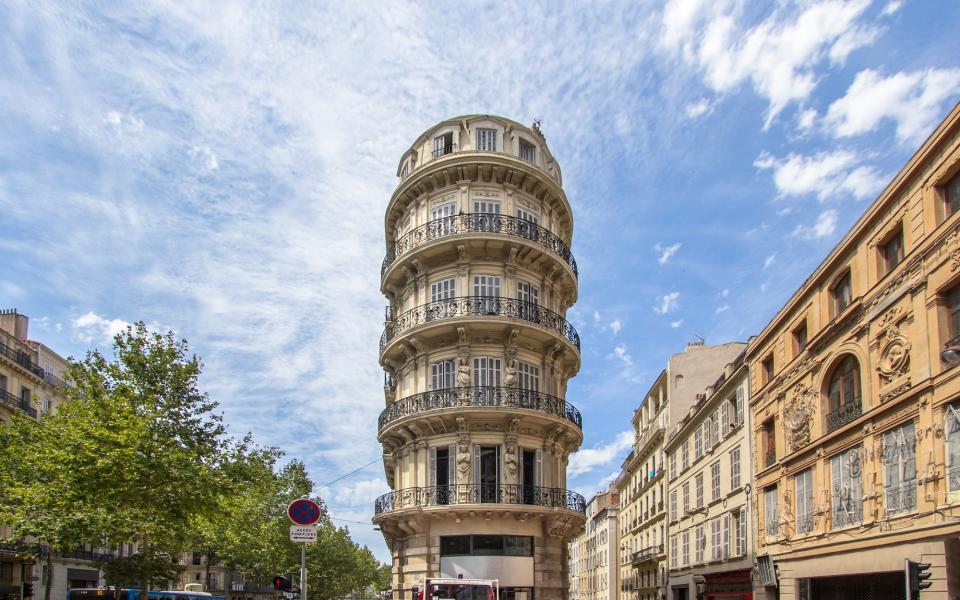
[
  {"x1": 663, "y1": 351, "x2": 754, "y2": 600},
  {"x1": 747, "y1": 103, "x2": 960, "y2": 599},
  {"x1": 373, "y1": 115, "x2": 586, "y2": 600},
  {"x1": 568, "y1": 490, "x2": 619, "y2": 600},
  {"x1": 616, "y1": 342, "x2": 744, "y2": 600}
]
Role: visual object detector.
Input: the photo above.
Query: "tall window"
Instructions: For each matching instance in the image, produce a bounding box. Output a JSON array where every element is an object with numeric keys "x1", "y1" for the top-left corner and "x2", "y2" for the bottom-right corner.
[
  {"x1": 431, "y1": 278, "x2": 456, "y2": 302},
  {"x1": 761, "y1": 355, "x2": 774, "y2": 384},
  {"x1": 431, "y1": 202, "x2": 456, "y2": 234},
  {"x1": 516, "y1": 280, "x2": 539, "y2": 321},
  {"x1": 473, "y1": 200, "x2": 501, "y2": 232},
  {"x1": 669, "y1": 451, "x2": 677, "y2": 480},
  {"x1": 433, "y1": 132, "x2": 454, "y2": 158},
  {"x1": 516, "y1": 362, "x2": 539, "y2": 391},
  {"x1": 669, "y1": 489, "x2": 677, "y2": 521},
  {"x1": 695, "y1": 472, "x2": 704, "y2": 508},
  {"x1": 669, "y1": 535, "x2": 677, "y2": 568},
  {"x1": 711, "y1": 409, "x2": 720, "y2": 445},
  {"x1": 947, "y1": 403, "x2": 960, "y2": 492},
  {"x1": 793, "y1": 321, "x2": 808, "y2": 354},
  {"x1": 832, "y1": 271, "x2": 853, "y2": 315},
  {"x1": 703, "y1": 418, "x2": 714, "y2": 449},
  {"x1": 831, "y1": 446, "x2": 863, "y2": 528},
  {"x1": 883, "y1": 422, "x2": 916, "y2": 515},
  {"x1": 733, "y1": 506, "x2": 746, "y2": 556},
  {"x1": 764, "y1": 486, "x2": 779, "y2": 537},
  {"x1": 473, "y1": 357, "x2": 502, "y2": 388},
  {"x1": 682, "y1": 531, "x2": 690, "y2": 566},
  {"x1": 949, "y1": 286, "x2": 960, "y2": 339},
  {"x1": 694, "y1": 525, "x2": 704, "y2": 564},
  {"x1": 710, "y1": 518, "x2": 721, "y2": 560},
  {"x1": 711, "y1": 461, "x2": 721, "y2": 501},
  {"x1": 476, "y1": 128, "x2": 498, "y2": 151},
  {"x1": 473, "y1": 275, "x2": 501, "y2": 314},
  {"x1": 682, "y1": 482, "x2": 690, "y2": 514},
  {"x1": 795, "y1": 468, "x2": 814, "y2": 534},
  {"x1": 827, "y1": 355, "x2": 862, "y2": 431},
  {"x1": 431, "y1": 359, "x2": 456, "y2": 390},
  {"x1": 729, "y1": 446, "x2": 741, "y2": 490},
  {"x1": 881, "y1": 228, "x2": 904, "y2": 274},
  {"x1": 682, "y1": 439, "x2": 690, "y2": 470},
  {"x1": 519, "y1": 140, "x2": 535, "y2": 163},
  {"x1": 946, "y1": 171, "x2": 960, "y2": 217},
  {"x1": 734, "y1": 385, "x2": 744, "y2": 425},
  {"x1": 694, "y1": 427, "x2": 703, "y2": 459}
]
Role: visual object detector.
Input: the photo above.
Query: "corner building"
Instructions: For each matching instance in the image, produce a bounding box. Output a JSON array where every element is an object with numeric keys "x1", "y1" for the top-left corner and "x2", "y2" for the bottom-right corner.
[
  {"x1": 374, "y1": 116, "x2": 586, "y2": 600},
  {"x1": 748, "y1": 103, "x2": 960, "y2": 599}
]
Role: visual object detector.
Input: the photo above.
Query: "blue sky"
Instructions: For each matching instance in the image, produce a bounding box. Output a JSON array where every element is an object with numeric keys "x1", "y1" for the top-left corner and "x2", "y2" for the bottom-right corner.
[{"x1": 1, "y1": 1, "x2": 958, "y2": 561}]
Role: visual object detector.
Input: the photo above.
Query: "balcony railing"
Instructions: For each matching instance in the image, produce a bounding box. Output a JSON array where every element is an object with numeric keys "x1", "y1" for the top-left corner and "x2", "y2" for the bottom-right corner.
[
  {"x1": 431, "y1": 143, "x2": 458, "y2": 158},
  {"x1": 379, "y1": 386, "x2": 581, "y2": 431},
  {"x1": 0, "y1": 389, "x2": 37, "y2": 418},
  {"x1": 825, "y1": 398, "x2": 862, "y2": 433},
  {"x1": 631, "y1": 545, "x2": 663, "y2": 565},
  {"x1": 636, "y1": 422, "x2": 666, "y2": 453},
  {"x1": 374, "y1": 484, "x2": 586, "y2": 515},
  {"x1": 380, "y1": 296, "x2": 580, "y2": 351},
  {"x1": 764, "y1": 448, "x2": 776, "y2": 468},
  {"x1": 885, "y1": 480, "x2": 917, "y2": 516},
  {"x1": 0, "y1": 339, "x2": 45, "y2": 379},
  {"x1": 382, "y1": 213, "x2": 578, "y2": 277}
]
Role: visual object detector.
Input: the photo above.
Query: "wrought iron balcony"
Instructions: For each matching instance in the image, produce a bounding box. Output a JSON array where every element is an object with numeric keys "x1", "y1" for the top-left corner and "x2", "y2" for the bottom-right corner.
[
  {"x1": 825, "y1": 398, "x2": 862, "y2": 433},
  {"x1": 380, "y1": 296, "x2": 580, "y2": 351},
  {"x1": 379, "y1": 386, "x2": 581, "y2": 431},
  {"x1": 373, "y1": 484, "x2": 586, "y2": 516},
  {"x1": 764, "y1": 448, "x2": 776, "y2": 468},
  {"x1": 630, "y1": 545, "x2": 663, "y2": 566},
  {"x1": 431, "y1": 143, "x2": 458, "y2": 158},
  {"x1": 0, "y1": 389, "x2": 37, "y2": 418},
  {"x1": 0, "y1": 339, "x2": 45, "y2": 379},
  {"x1": 382, "y1": 213, "x2": 578, "y2": 277}
]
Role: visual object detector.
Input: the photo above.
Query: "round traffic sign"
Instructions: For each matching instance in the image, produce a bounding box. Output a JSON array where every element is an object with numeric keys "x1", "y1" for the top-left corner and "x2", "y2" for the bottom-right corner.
[{"x1": 287, "y1": 498, "x2": 322, "y2": 525}]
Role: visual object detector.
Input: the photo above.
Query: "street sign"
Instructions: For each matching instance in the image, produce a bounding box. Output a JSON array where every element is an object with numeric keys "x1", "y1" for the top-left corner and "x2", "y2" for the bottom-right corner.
[
  {"x1": 290, "y1": 524, "x2": 318, "y2": 543},
  {"x1": 288, "y1": 498, "x2": 322, "y2": 525}
]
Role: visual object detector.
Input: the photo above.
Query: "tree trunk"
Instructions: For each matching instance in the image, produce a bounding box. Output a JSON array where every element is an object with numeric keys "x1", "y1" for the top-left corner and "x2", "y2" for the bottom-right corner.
[
  {"x1": 204, "y1": 558, "x2": 210, "y2": 593},
  {"x1": 43, "y1": 550, "x2": 52, "y2": 600},
  {"x1": 140, "y1": 537, "x2": 150, "y2": 600},
  {"x1": 222, "y1": 567, "x2": 232, "y2": 600}
]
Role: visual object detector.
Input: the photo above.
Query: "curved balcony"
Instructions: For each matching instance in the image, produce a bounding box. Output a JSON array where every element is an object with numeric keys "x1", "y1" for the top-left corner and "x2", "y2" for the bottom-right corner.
[
  {"x1": 382, "y1": 213, "x2": 577, "y2": 278},
  {"x1": 380, "y1": 296, "x2": 580, "y2": 352},
  {"x1": 378, "y1": 386, "x2": 582, "y2": 432},
  {"x1": 374, "y1": 484, "x2": 587, "y2": 516}
]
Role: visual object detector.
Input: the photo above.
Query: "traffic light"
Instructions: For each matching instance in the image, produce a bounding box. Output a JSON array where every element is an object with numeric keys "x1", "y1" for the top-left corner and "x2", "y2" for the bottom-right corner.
[
  {"x1": 22, "y1": 581, "x2": 34, "y2": 599},
  {"x1": 273, "y1": 576, "x2": 292, "y2": 591},
  {"x1": 906, "y1": 559, "x2": 932, "y2": 600}
]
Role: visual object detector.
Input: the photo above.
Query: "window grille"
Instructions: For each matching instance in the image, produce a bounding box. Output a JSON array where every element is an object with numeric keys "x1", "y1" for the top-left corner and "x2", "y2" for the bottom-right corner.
[
  {"x1": 764, "y1": 486, "x2": 779, "y2": 537},
  {"x1": 882, "y1": 422, "x2": 916, "y2": 514},
  {"x1": 795, "y1": 468, "x2": 814, "y2": 533},
  {"x1": 831, "y1": 446, "x2": 863, "y2": 528}
]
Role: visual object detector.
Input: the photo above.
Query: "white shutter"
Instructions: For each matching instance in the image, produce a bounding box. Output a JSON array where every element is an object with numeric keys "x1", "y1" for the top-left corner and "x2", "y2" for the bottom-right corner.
[
  {"x1": 735, "y1": 385, "x2": 744, "y2": 424},
  {"x1": 536, "y1": 448, "x2": 543, "y2": 486},
  {"x1": 722, "y1": 513, "x2": 730, "y2": 559},
  {"x1": 448, "y1": 444, "x2": 457, "y2": 489},
  {"x1": 429, "y1": 446, "x2": 437, "y2": 487},
  {"x1": 738, "y1": 506, "x2": 747, "y2": 556},
  {"x1": 473, "y1": 445, "x2": 481, "y2": 487},
  {"x1": 721, "y1": 402, "x2": 729, "y2": 437}
]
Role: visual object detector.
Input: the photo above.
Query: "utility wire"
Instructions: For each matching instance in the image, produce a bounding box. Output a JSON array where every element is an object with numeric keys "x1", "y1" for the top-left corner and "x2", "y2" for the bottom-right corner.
[{"x1": 318, "y1": 458, "x2": 380, "y2": 488}]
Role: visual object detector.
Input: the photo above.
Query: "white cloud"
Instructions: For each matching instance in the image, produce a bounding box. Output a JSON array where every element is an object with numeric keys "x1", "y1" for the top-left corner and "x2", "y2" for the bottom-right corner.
[
  {"x1": 569, "y1": 431, "x2": 633, "y2": 477},
  {"x1": 654, "y1": 242, "x2": 682, "y2": 265},
  {"x1": 793, "y1": 209, "x2": 839, "y2": 240},
  {"x1": 661, "y1": 0, "x2": 876, "y2": 126},
  {"x1": 190, "y1": 145, "x2": 219, "y2": 170},
  {"x1": 754, "y1": 150, "x2": 884, "y2": 200},
  {"x1": 715, "y1": 304, "x2": 730, "y2": 314},
  {"x1": 593, "y1": 310, "x2": 601, "y2": 324},
  {"x1": 719, "y1": 288, "x2": 729, "y2": 298},
  {"x1": 655, "y1": 291, "x2": 681, "y2": 315},
  {"x1": 609, "y1": 344, "x2": 634, "y2": 366},
  {"x1": 763, "y1": 253, "x2": 776, "y2": 270},
  {"x1": 671, "y1": 319, "x2": 684, "y2": 329},
  {"x1": 797, "y1": 108, "x2": 817, "y2": 131},
  {"x1": 825, "y1": 68, "x2": 960, "y2": 144},
  {"x1": 881, "y1": 1, "x2": 903, "y2": 16},
  {"x1": 71, "y1": 311, "x2": 131, "y2": 344},
  {"x1": 609, "y1": 320, "x2": 622, "y2": 335},
  {"x1": 684, "y1": 98, "x2": 714, "y2": 119}
]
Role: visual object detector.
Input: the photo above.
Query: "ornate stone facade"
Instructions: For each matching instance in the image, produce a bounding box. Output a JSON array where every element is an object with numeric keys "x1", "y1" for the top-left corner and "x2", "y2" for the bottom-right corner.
[{"x1": 374, "y1": 116, "x2": 586, "y2": 600}]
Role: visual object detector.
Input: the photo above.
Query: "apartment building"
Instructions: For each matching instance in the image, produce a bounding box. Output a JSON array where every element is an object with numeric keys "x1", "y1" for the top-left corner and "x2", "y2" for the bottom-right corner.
[
  {"x1": 748, "y1": 103, "x2": 960, "y2": 599},
  {"x1": 0, "y1": 309, "x2": 109, "y2": 600},
  {"x1": 664, "y1": 352, "x2": 754, "y2": 600},
  {"x1": 569, "y1": 490, "x2": 619, "y2": 600},
  {"x1": 617, "y1": 342, "x2": 745, "y2": 600}
]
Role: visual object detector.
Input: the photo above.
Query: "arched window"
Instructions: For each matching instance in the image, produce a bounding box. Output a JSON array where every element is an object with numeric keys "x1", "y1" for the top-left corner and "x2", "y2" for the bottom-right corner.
[{"x1": 826, "y1": 355, "x2": 862, "y2": 432}]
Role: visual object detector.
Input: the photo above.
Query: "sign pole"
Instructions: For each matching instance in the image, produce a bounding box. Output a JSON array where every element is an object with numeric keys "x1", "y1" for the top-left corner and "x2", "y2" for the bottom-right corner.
[{"x1": 301, "y1": 542, "x2": 307, "y2": 600}]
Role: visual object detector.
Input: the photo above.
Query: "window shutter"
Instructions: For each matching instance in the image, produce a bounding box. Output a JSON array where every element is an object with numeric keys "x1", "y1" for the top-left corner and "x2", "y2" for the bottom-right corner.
[
  {"x1": 473, "y1": 444, "x2": 480, "y2": 487},
  {"x1": 739, "y1": 506, "x2": 747, "y2": 555},
  {"x1": 448, "y1": 444, "x2": 457, "y2": 489},
  {"x1": 722, "y1": 513, "x2": 730, "y2": 559},
  {"x1": 735, "y1": 385, "x2": 744, "y2": 424},
  {"x1": 429, "y1": 446, "x2": 437, "y2": 487},
  {"x1": 536, "y1": 448, "x2": 543, "y2": 486},
  {"x1": 721, "y1": 402, "x2": 729, "y2": 436}
]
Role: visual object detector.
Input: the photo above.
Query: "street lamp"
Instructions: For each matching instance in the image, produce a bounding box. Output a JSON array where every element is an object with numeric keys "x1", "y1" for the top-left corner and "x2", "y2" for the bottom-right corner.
[{"x1": 941, "y1": 340, "x2": 960, "y2": 365}]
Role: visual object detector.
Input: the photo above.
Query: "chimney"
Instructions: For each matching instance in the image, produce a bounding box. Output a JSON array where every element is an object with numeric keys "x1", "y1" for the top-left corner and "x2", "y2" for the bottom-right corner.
[{"x1": 0, "y1": 309, "x2": 28, "y2": 340}]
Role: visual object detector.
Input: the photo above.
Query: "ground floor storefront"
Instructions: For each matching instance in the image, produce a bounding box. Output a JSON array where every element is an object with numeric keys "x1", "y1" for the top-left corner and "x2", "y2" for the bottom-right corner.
[
  {"x1": 770, "y1": 535, "x2": 960, "y2": 599},
  {"x1": 669, "y1": 561, "x2": 758, "y2": 600}
]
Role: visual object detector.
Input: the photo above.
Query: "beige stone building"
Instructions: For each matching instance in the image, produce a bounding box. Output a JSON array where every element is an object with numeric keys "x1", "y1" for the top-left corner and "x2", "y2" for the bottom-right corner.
[
  {"x1": 372, "y1": 115, "x2": 586, "y2": 600},
  {"x1": 747, "y1": 103, "x2": 960, "y2": 599},
  {"x1": 569, "y1": 490, "x2": 619, "y2": 600},
  {"x1": 663, "y1": 352, "x2": 755, "y2": 600},
  {"x1": 0, "y1": 309, "x2": 111, "y2": 600},
  {"x1": 617, "y1": 342, "x2": 744, "y2": 600}
]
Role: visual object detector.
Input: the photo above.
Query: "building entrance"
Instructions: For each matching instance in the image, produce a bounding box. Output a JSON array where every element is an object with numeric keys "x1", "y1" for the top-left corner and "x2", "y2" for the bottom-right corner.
[{"x1": 806, "y1": 571, "x2": 905, "y2": 600}]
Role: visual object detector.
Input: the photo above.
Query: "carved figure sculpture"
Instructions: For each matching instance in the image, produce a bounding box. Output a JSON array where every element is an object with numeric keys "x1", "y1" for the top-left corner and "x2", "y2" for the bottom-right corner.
[
  {"x1": 505, "y1": 359, "x2": 518, "y2": 387},
  {"x1": 456, "y1": 357, "x2": 471, "y2": 387}
]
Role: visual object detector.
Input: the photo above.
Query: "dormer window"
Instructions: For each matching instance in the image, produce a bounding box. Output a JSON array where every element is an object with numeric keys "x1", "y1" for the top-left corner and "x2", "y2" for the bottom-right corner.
[
  {"x1": 519, "y1": 140, "x2": 535, "y2": 163},
  {"x1": 832, "y1": 271, "x2": 852, "y2": 316},
  {"x1": 433, "y1": 132, "x2": 455, "y2": 158},
  {"x1": 476, "y1": 128, "x2": 498, "y2": 152}
]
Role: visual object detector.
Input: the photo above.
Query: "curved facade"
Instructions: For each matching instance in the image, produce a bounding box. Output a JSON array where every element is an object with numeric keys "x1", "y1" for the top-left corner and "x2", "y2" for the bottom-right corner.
[{"x1": 375, "y1": 115, "x2": 586, "y2": 600}]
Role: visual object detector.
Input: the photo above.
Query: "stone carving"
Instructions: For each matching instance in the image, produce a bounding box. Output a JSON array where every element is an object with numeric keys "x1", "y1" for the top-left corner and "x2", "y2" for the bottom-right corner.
[
  {"x1": 878, "y1": 337, "x2": 910, "y2": 383},
  {"x1": 505, "y1": 359, "x2": 518, "y2": 387},
  {"x1": 782, "y1": 385, "x2": 816, "y2": 453},
  {"x1": 456, "y1": 357, "x2": 471, "y2": 387}
]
